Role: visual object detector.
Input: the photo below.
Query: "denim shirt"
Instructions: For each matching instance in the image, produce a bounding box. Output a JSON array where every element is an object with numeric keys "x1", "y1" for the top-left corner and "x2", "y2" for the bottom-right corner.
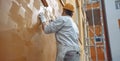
[{"x1": 44, "y1": 16, "x2": 80, "y2": 61}]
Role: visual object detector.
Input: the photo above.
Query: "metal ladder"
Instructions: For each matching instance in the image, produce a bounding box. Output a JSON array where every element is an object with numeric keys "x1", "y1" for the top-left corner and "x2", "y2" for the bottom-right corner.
[{"x1": 83, "y1": 0, "x2": 108, "y2": 61}]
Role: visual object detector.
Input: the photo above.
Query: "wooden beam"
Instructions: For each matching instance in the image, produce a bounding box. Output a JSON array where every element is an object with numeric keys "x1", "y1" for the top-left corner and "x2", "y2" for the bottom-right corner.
[
  {"x1": 41, "y1": 0, "x2": 48, "y2": 7},
  {"x1": 59, "y1": 0, "x2": 65, "y2": 7},
  {"x1": 86, "y1": 2, "x2": 100, "y2": 10},
  {"x1": 101, "y1": 0, "x2": 112, "y2": 60}
]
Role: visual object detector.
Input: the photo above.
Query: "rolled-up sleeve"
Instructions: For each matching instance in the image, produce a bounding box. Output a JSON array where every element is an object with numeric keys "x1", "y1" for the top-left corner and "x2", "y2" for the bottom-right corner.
[{"x1": 44, "y1": 17, "x2": 65, "y2": 34}]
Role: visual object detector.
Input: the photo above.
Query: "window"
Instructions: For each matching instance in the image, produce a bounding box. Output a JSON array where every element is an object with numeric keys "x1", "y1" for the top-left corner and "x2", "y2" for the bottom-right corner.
[
  {"x1": 115, "y1": 0, "x2": 120, "y2": 9},
  {"x1": 118, "y1": 19, "x2": 120, "y2": 29},
  {"x1": 95, "y1": 35, "x2": 102, "y2": 42}
]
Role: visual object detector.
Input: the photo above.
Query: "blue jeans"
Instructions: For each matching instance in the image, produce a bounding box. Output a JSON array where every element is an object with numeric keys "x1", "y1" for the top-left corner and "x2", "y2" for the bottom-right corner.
[{"x1": 64, "y1": 51, "x2": 80, "y2": 61}]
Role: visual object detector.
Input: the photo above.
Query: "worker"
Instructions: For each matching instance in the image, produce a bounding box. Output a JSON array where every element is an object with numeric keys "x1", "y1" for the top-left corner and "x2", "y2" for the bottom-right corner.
[{"x1": 39, "y1": 3, "x2": 80, "y2": 61}]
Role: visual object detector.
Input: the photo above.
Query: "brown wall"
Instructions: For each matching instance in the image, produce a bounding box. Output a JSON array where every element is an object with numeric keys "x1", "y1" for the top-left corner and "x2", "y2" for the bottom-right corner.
[
  {"x1": 0, "y1": 0, "x2": 62, "y2": 61},
  {"x1": 0, "y1": 0, "x2": 84, "y2": 61}
]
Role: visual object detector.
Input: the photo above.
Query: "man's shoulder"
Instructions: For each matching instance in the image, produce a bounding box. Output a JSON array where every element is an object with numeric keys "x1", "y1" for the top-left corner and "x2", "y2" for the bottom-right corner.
[
  {"x1": 56, "y1": 16, "x2": 66, "y2": 22},
  {"x1": 57, "y1": 16, "x2": 65, "y2": 19},
  {"x1": 57, "y1": 16, "x2": 72, "y2": 22},
  {"x1": 57, "y1": 16, "x2": 71, "y2": 19}
]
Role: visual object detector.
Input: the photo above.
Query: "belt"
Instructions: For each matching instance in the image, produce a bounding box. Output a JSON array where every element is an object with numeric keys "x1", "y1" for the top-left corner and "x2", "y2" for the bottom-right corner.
[{"x1": 67, "y1": 50, "x2": 80, "y2": 55}]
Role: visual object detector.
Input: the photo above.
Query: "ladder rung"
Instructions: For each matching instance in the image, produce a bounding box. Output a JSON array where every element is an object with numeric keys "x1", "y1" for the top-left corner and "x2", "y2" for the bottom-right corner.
[{"x1": 85, "y1": 45, "x2": 104, "y2": 47}]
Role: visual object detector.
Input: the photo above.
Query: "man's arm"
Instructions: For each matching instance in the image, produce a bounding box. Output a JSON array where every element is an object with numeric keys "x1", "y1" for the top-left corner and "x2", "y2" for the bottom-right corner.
[
  {"x1": 38, "y1": 13, "x2": 47, "y2": 31},
  {"x1": 43, "y1": 18, "x2": 64, "y2": 34},
  {"x1": 41, "y1": 22, "x2": 46, "y2": 31},
  {"x1": 39, "y1": 13, "x2": 64, "y2": 34}
]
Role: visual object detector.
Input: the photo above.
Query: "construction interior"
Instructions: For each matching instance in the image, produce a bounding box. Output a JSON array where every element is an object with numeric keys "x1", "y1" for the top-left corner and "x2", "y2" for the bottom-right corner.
[{"x1": 0, "y1": 0, "x2": 120, "y2": 61}]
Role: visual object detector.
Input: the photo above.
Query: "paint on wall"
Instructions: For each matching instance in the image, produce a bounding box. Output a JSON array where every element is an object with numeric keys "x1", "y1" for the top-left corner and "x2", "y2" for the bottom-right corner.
[{"x1": 0, "y1": 0, "x2": 62, "y2": 61}]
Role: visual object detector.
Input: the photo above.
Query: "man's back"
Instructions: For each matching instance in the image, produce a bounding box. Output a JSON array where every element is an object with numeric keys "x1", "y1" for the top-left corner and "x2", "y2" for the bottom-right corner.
[
  {"x1": 55, "y1": 16, "x2": 80, "y2": 61},
  {"x1": 55, "y1": 16, "x2": 79, "y2": 48}
]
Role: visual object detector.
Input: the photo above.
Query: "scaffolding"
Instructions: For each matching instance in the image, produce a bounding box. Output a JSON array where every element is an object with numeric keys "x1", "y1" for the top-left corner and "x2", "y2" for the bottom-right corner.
[{"x1": 83, "y1": 0, "x2": 108, "y2": 61}]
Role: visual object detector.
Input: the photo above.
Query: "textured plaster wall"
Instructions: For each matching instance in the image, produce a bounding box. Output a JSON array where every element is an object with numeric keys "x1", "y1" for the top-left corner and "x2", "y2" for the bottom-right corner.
[{"x1": 0, "y1": 0, "x2": 62, "y2": 61}]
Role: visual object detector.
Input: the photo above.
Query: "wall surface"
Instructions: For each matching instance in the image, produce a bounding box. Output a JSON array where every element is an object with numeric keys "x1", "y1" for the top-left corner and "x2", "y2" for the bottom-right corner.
[
  {"x1": 104, "y1": 0, "x2": 120, "y2": 61},
  {"x1": 0, "y1": 0, "x2": 84, "y2": 61},
  {"x1": 0, "y1": 0, "x2": 62, "y2": 61}
]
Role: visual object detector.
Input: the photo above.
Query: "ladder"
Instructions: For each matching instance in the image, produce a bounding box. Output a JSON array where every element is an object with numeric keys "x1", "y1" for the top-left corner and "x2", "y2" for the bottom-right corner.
[{"x1": 83, "y1": 0, "x2": 108, "y2": 61}]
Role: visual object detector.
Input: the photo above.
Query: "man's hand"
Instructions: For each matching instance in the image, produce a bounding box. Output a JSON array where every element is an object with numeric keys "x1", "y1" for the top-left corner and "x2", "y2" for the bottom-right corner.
[{"x1": 39, "y1": 13, "x2": 46, "y2": 23}]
